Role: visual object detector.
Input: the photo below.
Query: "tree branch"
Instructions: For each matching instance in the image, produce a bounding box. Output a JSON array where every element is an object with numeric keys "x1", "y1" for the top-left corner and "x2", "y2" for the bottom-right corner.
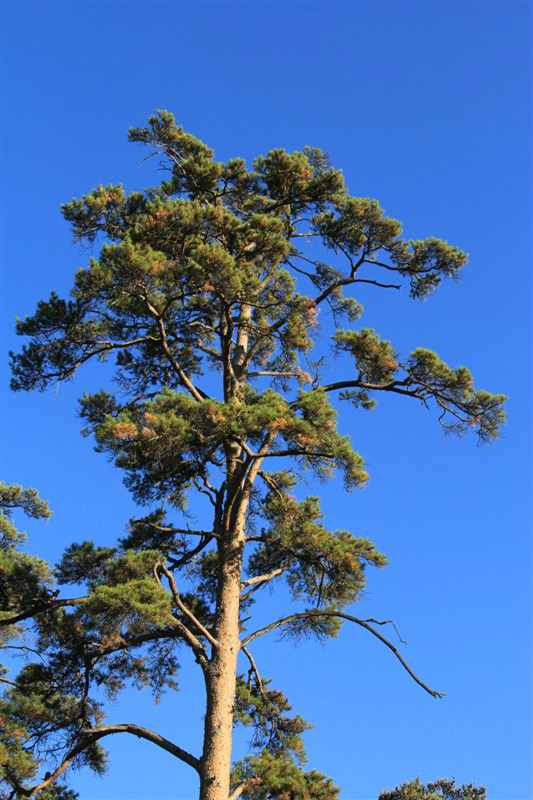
[
  {"x1": 143, "y1": 296, "x2": 207, "y2": 402},
  {"x1": 352, "y1": 278, "x2": 401, "y2": 290},
  {"x1": 157, "y1": 562, "x2": 219, "y2": 649},
  {"x1": 86, "y1": 625, "x2": 186, "y2": 661},
  {"x1": 241, "y1": 567, "x2": 286, "y2": 589},
  {"x1": 319, "y1": 378, "x2": 418, "y2": 400},
  {"x1": 229, "y1": 779, "x2": 263, "y2": 800},
  {"x1": 241, "y1": 611, "x2": 444, "y2": 699},
  {"x1": 83, "y1": 724, "x2": 201, "y2": 772},
  {"x1": 0, "y1": 596, "x2": 87, "y2": 627},
  {"x1": 22, "y1": 723, "x2": 201, "y2": 797},
  {"x1": 242, "y1": 645, "x2": 264, "y2": 696},
  {"x1": 144, "y1": 520, "x2": 219, "y2": 539}
]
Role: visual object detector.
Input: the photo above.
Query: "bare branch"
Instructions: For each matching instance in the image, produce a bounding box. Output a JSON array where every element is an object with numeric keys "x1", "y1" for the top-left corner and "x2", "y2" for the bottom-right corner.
[
  {"x1": 158, "y1": 562, "x2": 218, "y2": 649},
  {"x1": 241, "y1": 567, "x2": 286, "y2": 589},
  {"x1": 319, "y1": 378, "x2": 417, "y2": 400},
  {"x1": 238, "y1": 444, "x2": 335, "y2": 461},
  {"x1": 86, "y1": 626, "x2": 187, "y2": 661},
  {"x1": 144, "y1": 520, "x2": 219, "y2": 539},
  {"x1": 242, "y1": 645, "x2": 264, "y2": 696},
  {"x1": 248, "y1": 370, "x2": 300, "y2": 379},
  {"x1": 83, "y1": 724, "x2": 201, "y2": 772},
  {"x1": 240, "y1": 610, "x2": 444, "y2": 699},
  {"x1": 352, "y1": 278, "x2": 401, "y2": 290},
  {"x1": 143, "y1": 296, "x2": 207, "y2": 403}
]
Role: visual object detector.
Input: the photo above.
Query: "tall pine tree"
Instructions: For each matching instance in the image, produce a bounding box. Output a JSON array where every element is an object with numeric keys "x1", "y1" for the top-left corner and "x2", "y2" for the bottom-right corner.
[{"x1": 3, "y1": 112, "x2": 505, "y2": 799}]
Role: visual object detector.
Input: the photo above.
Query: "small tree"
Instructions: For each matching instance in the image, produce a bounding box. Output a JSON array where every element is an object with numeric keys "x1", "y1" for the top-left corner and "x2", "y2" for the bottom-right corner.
[
  {"x1": 3, "y1": 112, "x2": 505, "y2": 799},
  {"x1": 0, "y1": 483, "x2": 77, "y2": 800},
  {"x1": 379, "y1": 778, "x2": 486, "y2": 800}
]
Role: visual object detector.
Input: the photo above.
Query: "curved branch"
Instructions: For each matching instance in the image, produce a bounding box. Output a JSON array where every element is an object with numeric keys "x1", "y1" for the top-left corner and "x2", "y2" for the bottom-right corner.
[
  {"x1": 241, "y1": 611, "x2": 444, "y2": 699},
  {"x1": 84, "y1": 723, "x2": 201, "y2": 771},
  {"x1": 241, "y1": 645, "x2": 264, "y2": 695},
  {"x1": 167, "y1": 534, "x2": 215, "y2": 570},
  {"x1": 23, "y1": 723, "x2": 200, "y2": 797}
]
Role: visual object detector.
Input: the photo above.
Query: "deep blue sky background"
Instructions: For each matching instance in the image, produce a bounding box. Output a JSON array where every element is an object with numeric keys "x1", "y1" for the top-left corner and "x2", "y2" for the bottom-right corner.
[{"x1": 1, "y1": 2, "x2": 531, "y2": 799}]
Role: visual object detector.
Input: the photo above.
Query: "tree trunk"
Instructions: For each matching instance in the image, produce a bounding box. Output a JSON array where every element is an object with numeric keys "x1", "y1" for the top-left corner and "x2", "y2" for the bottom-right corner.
[
  {"x1": 199, "y1": 531, "x2": 244, "y2": 800},
  {"x1": 199, "y1": 334, "x2": 251, "y2": 800}
]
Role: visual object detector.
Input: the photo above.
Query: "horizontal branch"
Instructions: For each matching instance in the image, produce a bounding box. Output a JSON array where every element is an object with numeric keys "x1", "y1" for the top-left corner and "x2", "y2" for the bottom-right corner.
[
  {"x1": 241, "y1": 567, "x2": 286, "y2": 589},
  {"x1": 241, "y1": 610, "x2": 444, "y2": 699},
  {"x1": 86, "y1": 625, "x2": 185, "y2": 661},
  {"x1": 240, "y1": 445, "x2": 335, "y2": 460},
  {"x1": 319, "y1": 378, "x2": 415, "y2": 398},
  {"x1": 353, "y1": 278, "x2": 401, "y2": 290},
  {"x1": 247, "y1": 370, "x2": 299, "y2": 379},
  {"x1": 144, "y1": 520, "x2": 218, "y2": 538},
  {"x1": 0, "y1": 596, "x2": 86, "y2": 627}
]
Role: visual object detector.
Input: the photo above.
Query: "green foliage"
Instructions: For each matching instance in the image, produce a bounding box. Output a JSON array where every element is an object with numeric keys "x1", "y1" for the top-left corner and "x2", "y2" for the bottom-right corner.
[
  {"x1": 334, "y1": 334, "x2": 506, "y2": 442},
  {"x1": 0, "y1": 484, "x2": 53, "y2": 638},
  {"x1": 379, "y1": 778, "x2": 486, "y2": 800},
  {"x1": 334, "y1": 329, "x2": 398, "y2": 384},
  {"x1": 231, "y1": 752, "x2": 340, "y2": 800},
  {"x1": 248, "y1": 492, "x2": 386, "y2": 619},
  {"x1": 234, "y1": 675, "x2": 309, "y2": 763},
  {"x1": 56, "y1": 540, "x2": 117, "y2": 588},
  {"x1": 0, "y1": 659, "x2": 106, "y2": 792}
]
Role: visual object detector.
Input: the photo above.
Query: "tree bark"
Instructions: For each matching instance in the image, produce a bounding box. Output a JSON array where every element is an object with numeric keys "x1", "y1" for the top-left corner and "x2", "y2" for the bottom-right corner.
[{"x1": 199, "y1": 531, "x2": 244, "y2": 800}]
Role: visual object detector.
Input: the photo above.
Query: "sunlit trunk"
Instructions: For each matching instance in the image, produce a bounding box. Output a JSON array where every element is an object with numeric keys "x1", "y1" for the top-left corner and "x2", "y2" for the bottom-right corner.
[{"x1": 199, "y1": 530, "x2": 244, "y2": 800}]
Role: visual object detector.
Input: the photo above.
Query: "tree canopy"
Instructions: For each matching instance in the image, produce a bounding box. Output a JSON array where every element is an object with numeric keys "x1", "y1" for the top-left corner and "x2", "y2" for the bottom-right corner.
[{"x1": 2, "y1": 111, "x2": 505, "y2": 800}]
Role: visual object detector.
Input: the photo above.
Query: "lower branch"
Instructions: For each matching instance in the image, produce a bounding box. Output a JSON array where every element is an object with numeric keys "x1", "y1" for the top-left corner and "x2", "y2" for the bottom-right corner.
[
  {"x1": 22, "y1": 723, "x2": 201, "y2": 797},
  {"x1": 84, "y1": 724, "x2": 201, "y2": 772},
  {"x1": 241, "y1": 610, "x2": 444, "y2": 699}
]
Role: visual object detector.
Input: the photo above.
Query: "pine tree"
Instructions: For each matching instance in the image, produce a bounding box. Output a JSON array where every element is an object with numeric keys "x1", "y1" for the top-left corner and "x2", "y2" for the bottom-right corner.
[
  {"x1": 379, "y1": 777, "x2": 486, "y2": 800},
  {"x1": 3, "y1": 112, "x2": 505, "y2": 799},
  {"x1": 0, "y1": 484, "x2": 78, "y2": 800}
]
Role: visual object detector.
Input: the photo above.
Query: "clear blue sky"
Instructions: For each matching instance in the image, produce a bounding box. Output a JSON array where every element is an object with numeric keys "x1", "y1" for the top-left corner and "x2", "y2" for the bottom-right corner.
[{"x1": 1, "y1": 2, "x2": 531, "y2": 799}]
